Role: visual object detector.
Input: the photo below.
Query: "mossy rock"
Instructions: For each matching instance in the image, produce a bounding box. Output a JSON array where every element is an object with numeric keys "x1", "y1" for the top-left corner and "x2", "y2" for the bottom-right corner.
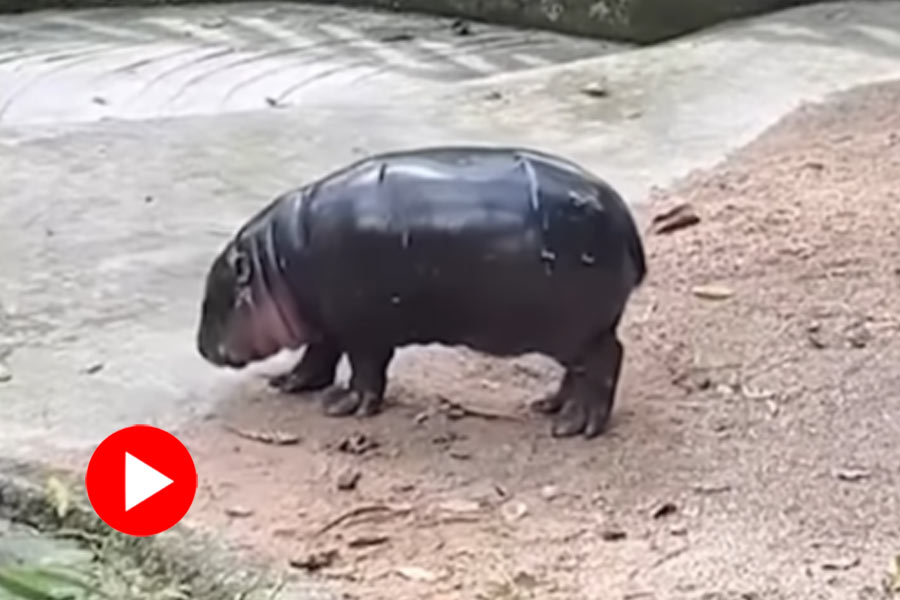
[
  {"x1": 0, "y1": 0, "x2": 819, "y2": 44},
  {"x1": 310, "y1": 0, "x2": 819, "y2": 43}
]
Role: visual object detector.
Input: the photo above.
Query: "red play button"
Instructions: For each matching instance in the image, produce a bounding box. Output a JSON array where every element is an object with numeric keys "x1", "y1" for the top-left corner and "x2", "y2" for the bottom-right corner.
[{"x1": 85, "y1": 425, "x2": 198, "y2": 537}]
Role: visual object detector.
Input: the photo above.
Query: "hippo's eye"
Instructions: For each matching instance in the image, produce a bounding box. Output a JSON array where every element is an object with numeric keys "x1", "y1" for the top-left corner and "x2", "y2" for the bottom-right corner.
[{"x1": 232, "y1": 252, "x2": 252, "y2": 286}]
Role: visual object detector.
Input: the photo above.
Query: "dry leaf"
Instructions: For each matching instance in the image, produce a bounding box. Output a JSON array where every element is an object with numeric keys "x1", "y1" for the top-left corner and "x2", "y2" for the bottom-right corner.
[
  {"x1": 83, "y1": 362, "x2": 104, "y2": 375},
  {"x1": 887, "y1": 555, "x2": 900, "y2": 593},
  {"x1": 741, "y1": 385, "x2": 776, "y2": 400},
  {"x1": 601, "y1": 528, "x2": 627, "y2": 541},
  {"x1": 46, "y1": 476, "x2": 70, "y2": 519},
  {"x1": 438, "y1": 397, "x2": 519, "y2": 421},
  {"x1": 225, "y1": 506, "x2": 254, "y2": 518},
  {"x1": 835, "y1": 467, "x2": 871, "y2": 482},
  {"x1": 348, "y1": 535, "x2": 389, "y2": 548},
  {"x1": 846, "y1": 324, "x2": 873, "y2": 348},
  {"x1": 652, "y1": 502, "x2": 678, "y2": 519},
  {"x1": 437, "y1": 499, "x2": 482, "y2": 514},
  {"x1": 338, "y1": 433, "x2": 379, "y2": 455},
  {"x1": 395, "y1": 566, "x2": 438, "y2": 582},
  {"x1": 315, "y1": 503, "x2": 413, "y2": 536},
  {"x1": 289, "y1": 549, "x2": 338, "y2": 572},
  {"x1": 692, "y1": 284, "x2": 735, "y2": 300},
  {"x1": 822, "y1": 556, "x2": 860, "y2": 571},
  {"x1": 380, "y1": 33, "x2": 414, "y2": 43},
  {"x1": 224, "y1": 425, "x2": 300, "y2": 445},
  {"x1": 807, "y1": 322, "x2": 828, "y2": 349},
  {"x1": 651, "y1": 203, "x2": 701, "y2": 234},
  {"x1": 200, "y1": 17, "x2": 226, "y2": 28}
]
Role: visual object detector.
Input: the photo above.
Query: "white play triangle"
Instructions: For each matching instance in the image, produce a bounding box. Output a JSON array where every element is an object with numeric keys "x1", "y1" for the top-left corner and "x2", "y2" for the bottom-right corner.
[{"x1": 125, "y1": 452, "x2": 174, "y2": 511}]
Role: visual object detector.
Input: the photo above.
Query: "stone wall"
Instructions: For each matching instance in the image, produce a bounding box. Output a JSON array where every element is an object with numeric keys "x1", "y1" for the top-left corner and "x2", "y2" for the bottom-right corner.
[{"x1": 0, "y1": 0, "x2": 821, "y2": 43}]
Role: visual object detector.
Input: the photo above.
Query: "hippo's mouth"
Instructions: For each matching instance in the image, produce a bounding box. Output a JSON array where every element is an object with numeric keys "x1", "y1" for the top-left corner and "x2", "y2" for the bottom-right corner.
[
  {"x1": 219, "y1": 254, "x2": 307, "y2": 367},
  {"x1": 247, "y1": 278, "x2": 305, "y2": 360}
]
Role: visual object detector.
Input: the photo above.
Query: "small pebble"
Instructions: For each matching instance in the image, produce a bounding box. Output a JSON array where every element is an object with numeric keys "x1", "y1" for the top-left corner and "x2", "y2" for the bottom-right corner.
[
  {"x1": 450, "y1": 18, "x2": 471, "y2": 36},
  {"x1": 83, "y1": 362, "x2": 104, "y2": 375},
  {"x1": 540, "y1": 485, "x2": 560, "y2": 501},
  {"x1": 501, "y1": 501, "x2": 529, "y2": 522},
  {"x1": 581, "y1": 82, "x2": 609, "y2": 98},
  {"x1": 337, "y1": 470, "x2": 361, "y2": 491}
]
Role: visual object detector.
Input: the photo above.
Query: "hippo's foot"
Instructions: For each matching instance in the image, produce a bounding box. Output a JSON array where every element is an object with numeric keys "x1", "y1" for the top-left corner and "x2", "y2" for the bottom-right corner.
[
  {"x1": 321, "y1": 346, "x2": 395, "y2": 418},
  {"x1": 270, "y1": 340, "x2": 342, "y2": 394},
  {"x1": 530, "y1": 371, "x2": 574, "y2": 414},
  {"x1": 322, "y1": 387, "x2": 383, "y2": 417},
  {"x1": 550, "y1": 335, "x2": 623, "y2": 439}
]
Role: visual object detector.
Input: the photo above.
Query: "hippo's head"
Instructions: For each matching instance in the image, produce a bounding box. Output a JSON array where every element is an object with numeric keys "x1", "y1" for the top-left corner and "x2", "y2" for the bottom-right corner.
[{"x1": 196, "y1": 234, "x2": 308, "y2": 368}]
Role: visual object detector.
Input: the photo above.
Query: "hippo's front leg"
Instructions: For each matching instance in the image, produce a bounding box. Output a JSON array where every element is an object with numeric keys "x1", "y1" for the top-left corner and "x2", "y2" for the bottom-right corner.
[
  {"x1": 270, "y1": 340, "x2": 342, "y2": 393},
  {"x1": 551, "y1": 333, "x2": 623, "y2": 439},
  {"x1": 322, "y1": 346, "x2": 395, "y2": 417}
]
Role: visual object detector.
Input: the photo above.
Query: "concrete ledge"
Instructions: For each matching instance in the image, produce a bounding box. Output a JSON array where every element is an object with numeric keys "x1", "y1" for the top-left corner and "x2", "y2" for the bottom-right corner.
[{"x1": 0, "y1": 0, "x2": 823, "y2": 43}]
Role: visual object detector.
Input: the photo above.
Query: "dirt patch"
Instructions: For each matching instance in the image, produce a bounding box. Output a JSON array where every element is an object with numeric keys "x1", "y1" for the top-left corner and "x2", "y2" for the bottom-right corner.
[{"x1": 181, "y1": 80, "x2": 900, "y2": 600}]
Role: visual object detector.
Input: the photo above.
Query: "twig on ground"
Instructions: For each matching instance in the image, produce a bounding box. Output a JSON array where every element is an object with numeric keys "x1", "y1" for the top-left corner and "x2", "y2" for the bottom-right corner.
[
  {"x1": 314, "y1": 504, "x2": 413, "y2": 537},
  {"x1": 222, "y1": 424, "x2": 300, "y2": 445}
]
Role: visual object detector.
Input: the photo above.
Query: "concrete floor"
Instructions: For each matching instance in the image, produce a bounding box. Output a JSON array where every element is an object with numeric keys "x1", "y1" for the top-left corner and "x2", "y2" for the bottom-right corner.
[{"x1": 1, "y1": 0, "x2": 900, "y2": 522}]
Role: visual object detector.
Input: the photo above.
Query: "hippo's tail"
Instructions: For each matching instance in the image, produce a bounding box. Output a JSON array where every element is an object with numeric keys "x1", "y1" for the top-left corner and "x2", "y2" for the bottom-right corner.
[
  {"x1": 626, "y1": 213, "x2": 647, "y2": 288},
  {"x1": 604, "y1": 183, "x2": 646, "y2": 289}
]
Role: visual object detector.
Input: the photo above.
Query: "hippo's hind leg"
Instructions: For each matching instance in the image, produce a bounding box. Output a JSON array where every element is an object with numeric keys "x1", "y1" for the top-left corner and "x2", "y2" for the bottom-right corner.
[
  {"x1": 323, "y1": 346, "x2": 395, "y2": 418},
  {"x1": 270, "y1": 339, "x2": 342, "y2": 394},
  {"x1": 552, "y1": 332, "x2": 624, "y2": 439}
]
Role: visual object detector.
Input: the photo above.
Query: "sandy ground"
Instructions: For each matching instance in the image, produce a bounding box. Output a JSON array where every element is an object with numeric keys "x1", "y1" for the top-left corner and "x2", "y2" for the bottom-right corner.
[{"x1": 179, "y1": 80, "x2": 900, "y2": 600}]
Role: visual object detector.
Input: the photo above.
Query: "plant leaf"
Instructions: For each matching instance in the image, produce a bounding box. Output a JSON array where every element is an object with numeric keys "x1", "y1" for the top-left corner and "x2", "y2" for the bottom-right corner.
[{"x1": 45, "y1": 477, "x2": 71, "y2": 520}]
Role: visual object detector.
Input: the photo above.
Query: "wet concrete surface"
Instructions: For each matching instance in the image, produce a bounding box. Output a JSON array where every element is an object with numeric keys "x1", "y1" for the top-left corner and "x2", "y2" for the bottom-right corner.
[
  {"x1": 1, "y1": 0, "x2": 900, "y2": 538},
  {"x1": 0, "y1": 2, "x2": 622, "y2": 126}
]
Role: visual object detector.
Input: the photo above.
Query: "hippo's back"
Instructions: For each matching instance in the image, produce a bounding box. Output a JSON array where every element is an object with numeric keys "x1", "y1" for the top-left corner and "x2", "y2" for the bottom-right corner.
[{"x1": 292, "y1": 147, "x2": 643, "y2": 357}]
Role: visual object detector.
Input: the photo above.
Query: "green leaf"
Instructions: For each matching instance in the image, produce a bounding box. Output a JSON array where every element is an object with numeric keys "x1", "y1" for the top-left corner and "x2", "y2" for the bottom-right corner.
[
  {"x1": 0, "y1": 565, "x2": 107, "y2": 600},
  {"x1": 0, "y1": 568, "x2": 61, "y2": 600}
]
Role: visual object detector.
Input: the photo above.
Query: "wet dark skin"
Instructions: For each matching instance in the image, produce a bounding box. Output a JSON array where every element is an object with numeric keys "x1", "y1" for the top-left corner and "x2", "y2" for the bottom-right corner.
[{"x1": 197, "y1": 146, "x2": 646, "y2": 438}]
